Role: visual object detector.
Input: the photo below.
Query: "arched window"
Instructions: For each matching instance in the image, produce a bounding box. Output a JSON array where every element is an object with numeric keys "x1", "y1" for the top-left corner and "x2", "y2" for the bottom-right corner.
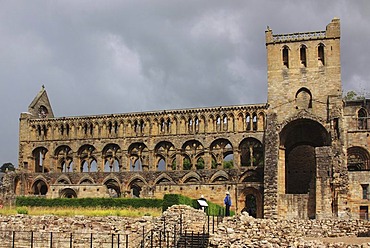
[
  {"x1": 194, "y1": 117, "x2": 199, "y2": 132},
  {"x1": 282, "y1": 46, "x2": 289, "y2": 68},
  {"x1": 166, "y1": 119, "x2": 171, "y2": 133},
  {"x1": 318, "y1": 44, "x2": 325, "y2": 65},
  {"x1": 160, "y1": 119, "x2": 165, "y2": 133},
  {"x1": 223, "y1": 116, "x2": 228, "y2": 131},
  {"x1": 246, "y1": 114, "x2": 251, "y2": 131},
  {"x1": 347, "y1": 147, "x2": 370, "y2": 171},
  {"x1": 300, "y1": 45, "x2": 307, "y2": 67},
  {"x1": 295, "y1": 88, "x2": 313, "y2": 109},
  {"x1": 358, "y1": 108, "x2": 368, "y2": 130},
  {"x1": 252, "y1": 113, "x2": 257, "y2": 131},
  {"x1": 66, "y1": 124, "x2": 70, "y2": 136},
  {"x1": 188, "y1": 118, "x2": 193, "y2": 133}
]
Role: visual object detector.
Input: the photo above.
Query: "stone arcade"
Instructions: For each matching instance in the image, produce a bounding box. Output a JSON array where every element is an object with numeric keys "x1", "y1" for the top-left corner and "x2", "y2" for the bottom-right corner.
[{"x1": 3, "y1": 18, "x2": 370, "y2": 219}]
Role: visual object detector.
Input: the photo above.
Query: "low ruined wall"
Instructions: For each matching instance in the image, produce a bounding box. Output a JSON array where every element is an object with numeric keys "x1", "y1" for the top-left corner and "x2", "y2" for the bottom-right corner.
[
  {"x1": 1, "y1": 206, "x2": 370, "y2": 247},
  {"x1": 209, "y1": 212, "x2": 370, "y2": 247}
]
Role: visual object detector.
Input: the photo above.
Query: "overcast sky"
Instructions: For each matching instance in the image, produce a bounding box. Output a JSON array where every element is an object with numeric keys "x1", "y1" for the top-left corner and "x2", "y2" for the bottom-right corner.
[{"x1": 1, "y1": 0, "x2": 369, "y2": 165}]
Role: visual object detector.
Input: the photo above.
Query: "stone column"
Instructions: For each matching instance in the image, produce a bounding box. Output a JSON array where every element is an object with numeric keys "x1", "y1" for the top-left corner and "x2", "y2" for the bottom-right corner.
[
  {"x1": 315, "y1": 146, "x2": 333, "y2": 219},
  {"x1": 233, "y1": 149, "x2": 241, "y2": 169},
  {"x1": 263, "y1": 113, "x2": 279, "y2": 219}
]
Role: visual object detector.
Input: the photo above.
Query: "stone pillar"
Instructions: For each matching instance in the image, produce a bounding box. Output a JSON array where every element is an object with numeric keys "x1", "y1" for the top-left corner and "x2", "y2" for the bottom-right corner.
[
  {"x1": 73, "y1": 154, "x2": 80, "y2": 172},
  {"x1": 263, "y1": 113, "x2": 279, "y2": 219},
  {"x1": 233, "y1": 149, "x2": 241, "y2": 169},
  {"x1": 277, "y1": 147, "x2": 285, "y2": 194},
  {"x1": 204, "y1": 150, "x2": 212, "y2": 169},
  {"x1": 97, "y1": 156, "x2": 104, "y2": 172},
  {"x1": 176, "y1": 150, "x2": 182, "y2": 170},
  {"x1": 315, "y1": 146, "x2": 333, "y2": 219},
  {"x1": 148, "y1": 151, "x2": 155, "y2": 171}
]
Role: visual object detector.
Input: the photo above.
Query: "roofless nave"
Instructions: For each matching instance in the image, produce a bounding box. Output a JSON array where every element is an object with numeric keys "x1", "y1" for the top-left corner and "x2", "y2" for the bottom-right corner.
[{"x1": 3, "y1": 18, "x2": 370, "y2": 220}]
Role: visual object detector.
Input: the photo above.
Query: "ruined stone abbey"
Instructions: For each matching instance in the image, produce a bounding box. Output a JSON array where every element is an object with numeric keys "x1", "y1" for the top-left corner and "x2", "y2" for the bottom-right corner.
[{"x1": 4, "y1": 18, "x2": 370, "y2": 220}]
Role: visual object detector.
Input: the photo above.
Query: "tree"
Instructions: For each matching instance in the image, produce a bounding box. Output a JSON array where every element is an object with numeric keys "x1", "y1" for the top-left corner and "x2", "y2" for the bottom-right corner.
[
  {"x1": 183, "y1": 158, "x2": 191, "y2": 170},
  {"x1": 0, "y1": 162, "x2": 15, "y2": 173},
  {"x1": 344, "y1": 90, "x2": 365, "y2": 101},
  {"x1": 223, "y1": 160, "x2": 234, "y2": 169}
]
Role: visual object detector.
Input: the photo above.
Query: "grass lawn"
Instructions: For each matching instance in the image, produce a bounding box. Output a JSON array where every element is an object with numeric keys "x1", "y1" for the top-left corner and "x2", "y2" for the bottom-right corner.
[{"x1": 0, "y1": 206, "x2": 162, "y2": 217}]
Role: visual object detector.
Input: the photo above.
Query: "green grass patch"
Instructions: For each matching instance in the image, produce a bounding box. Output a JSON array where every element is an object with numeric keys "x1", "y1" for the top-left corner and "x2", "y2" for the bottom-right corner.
[{"x1": 0, "y1": 206, "x2": 161, "y2": 217}]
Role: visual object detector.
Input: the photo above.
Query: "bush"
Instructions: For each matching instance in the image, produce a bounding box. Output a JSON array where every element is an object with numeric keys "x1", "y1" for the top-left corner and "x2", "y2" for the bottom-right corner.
[
  {"x1": 16, "y1": 196, "x2": 163, "y2": 209},
  {"x1": 16, "y1": 207, "x2": 28, "y2": 214}
]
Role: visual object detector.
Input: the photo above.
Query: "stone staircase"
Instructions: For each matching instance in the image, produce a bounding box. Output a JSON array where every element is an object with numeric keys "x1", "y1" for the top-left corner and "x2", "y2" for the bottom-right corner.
[{"x1": 177, "y1": 232, "x2": 209, "y2": 248}]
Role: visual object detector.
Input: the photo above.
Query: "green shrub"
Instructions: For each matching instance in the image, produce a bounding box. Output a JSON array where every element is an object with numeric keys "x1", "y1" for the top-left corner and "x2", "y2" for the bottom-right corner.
[
  {"x1": 16, "y1": 207, "x2": 28, "y2": 215},
  {"x1": 16, "y1": 196, "x2": 163, "y2": 209}
]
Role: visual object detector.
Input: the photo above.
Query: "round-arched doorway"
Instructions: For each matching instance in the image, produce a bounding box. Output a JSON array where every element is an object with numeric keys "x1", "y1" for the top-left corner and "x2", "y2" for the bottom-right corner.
[{"x1": 279, "y1": 118, "x2": 330, "y2": 219}]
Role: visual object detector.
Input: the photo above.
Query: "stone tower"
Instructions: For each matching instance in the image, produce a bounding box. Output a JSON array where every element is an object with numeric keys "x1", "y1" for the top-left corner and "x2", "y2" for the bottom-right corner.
[{"x1": 263, "y1": 18, "x2": 346, "y2": 219}]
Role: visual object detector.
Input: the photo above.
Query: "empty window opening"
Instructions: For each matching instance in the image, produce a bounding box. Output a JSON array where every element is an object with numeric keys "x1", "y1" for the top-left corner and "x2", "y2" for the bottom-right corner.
[
  {"x1": 166, "y1": 119, "x2": 171, "y2": 133},
  {"x1": 62, "y1": 161, "x2": 73, "y2": 173},
  {"x1": 282, "y1": 46, "x2": 289, "y2": 68},
  {"x1": 300, "y1": 45, "x2": 307, "y2": 67},
  {"x1": 130, "y1": 158, "x2": 143, "y2": 172},
  {"x1": 216, "y1": 116, "x2": 221, "y2": 131},
  {"x1": 37, "y1": 125, "x2": 42, "y2": 136},
  {"x1": 188, "y1": 118, "x2": 193, "y2": 132},
  {"x1": 195, "y1": 117, "x2": 199, "y2": 132},
  {"x1": 183, "y1": 157, "x2": 191, "y2": 170},
  {"x1": 223, "y1": 154, "x2": 233, "y2": 169},
  {"x1": 83, "y1": 123, "x2": 88, "y2": 135},
  {"x1": 60, "y1": 125, "x2": 64, "y2": 136},
  {"x1": 108, "y1": 122, "x2": 113, "y2": 134},
  {"x1": 160, "y1": 119, "x2": 165, "y2": 133},
  {"x1": 211, "y1": 158, "x2": 217, "y2": 169},
  {"x1": 318, "y1": 44, "x2": 325, "y2": 65},
  {"x1": 240, "y1": 138, "x2": 264, "y2": 167},
  {"x1": 114, "y1": 121, "x2": 118, "y2": 134},
  {"x1": 34, "y1": 148, "x2": 47, "y2": 173},
  {"x1": 90, "y1": 160, "x2": 98, "y2": 172},
  {"x1": 223, "y1": 116, "x2": 228, "y2": 131},
  {"x1": 246, "y1": 114, "x2": 251, "y2": 131},
  {"x1": 157, "y1": 158, "x2": 166, "y2": 171},
  {"x1": 196, "y1": 157, "x2": 205, "y2": 170},
  {"x1": 139, "y1": 120, "x2": 145, "y2": 133},
  {"x1": 104, "y1": 159, "x2": 119, "y2": 172},
  {"x1": 89, "y1": 124, "x2": 93, "y2": 135},
  {"x1": 362, "y1": 184, "x2": 369, "y2": 200},
  {"x1": 252, "y1": 114, "x2": 257, "y2": 131},
  {"x1": 358, "y1": 108, "x2": 368, "y2": 130},
  {"x1": 134, "y1": 121, "x2": 138, "y2": 133}
]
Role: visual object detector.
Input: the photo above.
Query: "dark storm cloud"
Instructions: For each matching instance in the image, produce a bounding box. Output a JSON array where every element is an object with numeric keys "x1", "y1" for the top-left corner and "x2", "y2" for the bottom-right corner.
[{"x1": 0, "y1": 0, "x2": 369, "y2": 164}]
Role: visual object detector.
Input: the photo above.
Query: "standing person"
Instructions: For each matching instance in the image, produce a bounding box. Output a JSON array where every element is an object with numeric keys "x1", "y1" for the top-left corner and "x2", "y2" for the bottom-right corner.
[{"x1": 224, "y1": 191, "x2": 232, "y2": 216}]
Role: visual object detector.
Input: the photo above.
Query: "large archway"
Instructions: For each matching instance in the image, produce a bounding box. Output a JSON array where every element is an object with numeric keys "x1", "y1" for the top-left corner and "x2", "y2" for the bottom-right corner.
[
  {"x1": 240, "y1": 187, "x2": 263, "y2": 218},
  {"x1": 279, "y1": 118, "x2": 330, "y2": 218}
]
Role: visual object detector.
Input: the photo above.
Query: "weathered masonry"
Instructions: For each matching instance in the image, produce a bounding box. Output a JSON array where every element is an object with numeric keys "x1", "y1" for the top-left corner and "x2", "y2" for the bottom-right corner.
[{"x1": 5, "y1": 18, "x2": 370, "y2": 219}]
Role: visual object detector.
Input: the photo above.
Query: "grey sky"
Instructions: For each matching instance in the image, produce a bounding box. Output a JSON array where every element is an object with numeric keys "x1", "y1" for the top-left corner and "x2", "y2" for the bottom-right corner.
[{"x1": 1, "y1": 1, "x2": 369, "y2": 165}]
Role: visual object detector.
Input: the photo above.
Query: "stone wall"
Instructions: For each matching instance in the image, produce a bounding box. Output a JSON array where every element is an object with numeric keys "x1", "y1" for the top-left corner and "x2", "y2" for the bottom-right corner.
[
  {"x1": 1, "y1": 206, "x2": 370, "y2": 247},
  {"x1": 209, "y1": 211, "x2": 370, "y2": 247}
]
